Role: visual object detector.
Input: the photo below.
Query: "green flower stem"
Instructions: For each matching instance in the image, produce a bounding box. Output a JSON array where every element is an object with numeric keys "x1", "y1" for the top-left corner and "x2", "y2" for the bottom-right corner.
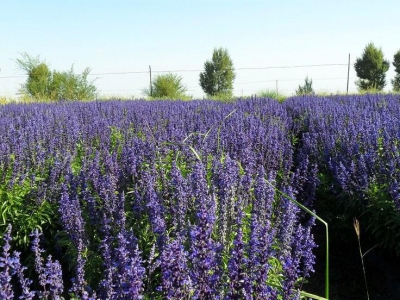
[{"x1": 266, "y1": 181, "x2": 329, "y2": 300}]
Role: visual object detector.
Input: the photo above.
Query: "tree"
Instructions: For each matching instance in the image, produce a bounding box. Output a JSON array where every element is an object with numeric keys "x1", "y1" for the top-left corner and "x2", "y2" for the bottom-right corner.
[
  {"x1": 16, "y1": 53, "x2": 97, "y2": 101},
  {"x1": 199, "y1": 47, "x2": 236, "y2": 97},
  {"x1": 16, "y1": 53, "x2": 52, "y2": 99},
  {"x1": 295, "y1": 76, "x2": 314, "y2": 95},
  {"x1": 143, "y1": 73, "x2": 188, "y2": 99},
  {"x1": 354, "y1": 43, "x2": 390, "y2": 91},
  {"x1": 392, "y1": 50, "x2": 400, "y2": 92}
]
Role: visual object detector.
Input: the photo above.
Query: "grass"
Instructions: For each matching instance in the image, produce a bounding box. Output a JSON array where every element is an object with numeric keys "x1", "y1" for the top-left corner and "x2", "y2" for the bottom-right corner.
[
  {"x1": 0, "y1": 96, "x2": 19, "y2": 104},
  {"x1": 256, "y1": 89, "x2": 287, "y2": 102}
]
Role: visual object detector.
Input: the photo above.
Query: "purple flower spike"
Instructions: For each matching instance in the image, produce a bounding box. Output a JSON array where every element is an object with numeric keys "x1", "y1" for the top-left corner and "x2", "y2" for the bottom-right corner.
[{"x1": 0, "y1": 224, "x2": 15, "y2": 300}]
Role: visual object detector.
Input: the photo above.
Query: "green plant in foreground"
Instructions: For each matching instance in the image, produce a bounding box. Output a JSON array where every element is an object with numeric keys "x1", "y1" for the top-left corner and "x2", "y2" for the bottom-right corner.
[
  {"x1": 270, "y1": 183, "x2": 329, "y2": 300},
  {"x1": 354, "y1": 218, "x2": 374, "y2": 300}
]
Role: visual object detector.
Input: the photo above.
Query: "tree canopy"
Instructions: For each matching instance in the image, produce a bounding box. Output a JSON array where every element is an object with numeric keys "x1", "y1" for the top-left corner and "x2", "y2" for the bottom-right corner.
[
  {"x1": 354, "y1": 43, "x2": 390, "y2": 91},
  {"x1": 392, "y1": 50, "x2": 400, "y2": 92},
  {"x1": 199, "y1": 47, "x2": 236, "y2": 97}
]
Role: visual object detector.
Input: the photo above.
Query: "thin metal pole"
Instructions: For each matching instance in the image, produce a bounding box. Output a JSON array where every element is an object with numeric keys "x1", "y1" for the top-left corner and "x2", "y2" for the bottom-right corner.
[
  {"x1": 149, "y1": 65, "x2": 152, "y2": 97},
  {"x1": 347, "y1": 54, "x2": 350, "y2": 94}
]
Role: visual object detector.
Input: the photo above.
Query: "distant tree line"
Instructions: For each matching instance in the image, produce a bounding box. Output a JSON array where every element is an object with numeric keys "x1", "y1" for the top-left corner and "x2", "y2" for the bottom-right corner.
[{"x1": 16, "y1": 44, "x2": 400, "y2": 101}]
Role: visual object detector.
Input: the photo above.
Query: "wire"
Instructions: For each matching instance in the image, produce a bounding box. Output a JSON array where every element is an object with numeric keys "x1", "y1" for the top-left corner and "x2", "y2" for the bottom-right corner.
[
  {"x1": 0, "y1": 62, "x2": 352, "y2": 79},
  {"x1": 0, "y1": 75, "x2": 26, "y2": 79}
]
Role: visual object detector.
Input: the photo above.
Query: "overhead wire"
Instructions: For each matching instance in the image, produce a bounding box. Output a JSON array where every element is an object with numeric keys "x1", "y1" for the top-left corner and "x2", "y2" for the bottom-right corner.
[{"x1": 0, "y1": 62, "x2": 352, "y2": 79}]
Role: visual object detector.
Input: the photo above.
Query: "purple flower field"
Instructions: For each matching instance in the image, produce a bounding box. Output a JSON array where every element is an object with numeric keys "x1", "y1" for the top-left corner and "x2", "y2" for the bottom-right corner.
[{"x1": 0, "y1": 94, "x2": 399, "y2": 299}]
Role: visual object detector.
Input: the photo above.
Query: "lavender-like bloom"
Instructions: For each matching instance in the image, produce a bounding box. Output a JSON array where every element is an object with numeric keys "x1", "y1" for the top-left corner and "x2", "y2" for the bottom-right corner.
[
  {"x1": 248, "y1": 213, "x2": 276, "y2": 299},
  {"x1": 389, "y1": 179, "x2": 400, "y2": 210},
  {"x1": 277, "y1": 187, "x2": 300, "y2": 258},
  {"x1": 114, "y1": 230, "x2": 146, "y2": 299},
  {"x1": 0, "y1": 224, "x2": 14, "y2": 300},
  {"x1": 31, "y1": 229, "x2": 64, "y2": 299},
  {"x1": 226, "y1": 209, "x2": 248, "y2": 299},
  {"x1": 281, "y1": 218, "x2": 316, "y2": 299},
  {"x1": 122, "y1": 244, "x2": 146, "y2": 299},
  {"x1": 43, "y1": 255, "x2": 64, "y2": 299},
  {"x1": 169, "y1": 162, "x2": 190, "y2": 232},
  {"x1": 12, "y1": 251, "x2": 35, "y2": 300},
  {"x1": 160, "y1": 237, "x2": 192, "y2": 299},
  {"x1": 144, "y1": 170, "x2": 167, "y2": 249},
  {"x1": 300, "y1": 217, "x2": 317, "y2": 278},
  {"x1": 253, "y1": 166, "x2": 275, "y2": 223},
  {"x1": 281, "y1": 226, "x2": 302, "y2": 300},
  {"x1": 30, "y1": 229, "x2": 47, "y2": 291},
  {"x1": 212, "y1": 156, "x2": 239, "y2": 249},
  {"x1": 71, "y1": 248, "x2": 87, "y2": 297},
  {"x1": 189, "y1": 162, "x2": 220, "y2": 299},
  {"x1": 98, "y1": 217, "x2": 116, "y2": 299},
  {"x1": 247, "y1": 213, "x2": 260, "y2": 297},
  {"x1": 59, "y1": 183, "x2": 89, "y2": 297}
]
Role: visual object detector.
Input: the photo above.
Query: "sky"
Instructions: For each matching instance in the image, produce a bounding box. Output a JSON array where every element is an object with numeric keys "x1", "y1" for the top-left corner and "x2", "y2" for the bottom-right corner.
[{"x1": 1, "y1": 0, "x2": 399, "y2": 99}]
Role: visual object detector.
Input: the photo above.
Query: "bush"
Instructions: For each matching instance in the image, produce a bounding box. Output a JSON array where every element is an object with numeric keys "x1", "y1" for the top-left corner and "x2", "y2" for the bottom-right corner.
[
  {"x1": 143, "y1": 73, "x2": 189, "y2": 100},
  {"x1": 16, "y1": 53, "x2": 97, "y2": 101},
  {"x1": 295, "y1": 76, "x2": 314, "y2": 95}
]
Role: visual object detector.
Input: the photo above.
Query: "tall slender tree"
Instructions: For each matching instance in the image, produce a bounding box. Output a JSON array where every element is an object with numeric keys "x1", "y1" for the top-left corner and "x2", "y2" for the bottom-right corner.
[
  {"x1": 199, "y1": 47, "x2": 236, "y2": 97},
  {"x1": 392, "y1": 49, "x2": 400, "y2": 92},
  {"x1": 354, "y1": 43, "x2": 390, "y2": 91}
]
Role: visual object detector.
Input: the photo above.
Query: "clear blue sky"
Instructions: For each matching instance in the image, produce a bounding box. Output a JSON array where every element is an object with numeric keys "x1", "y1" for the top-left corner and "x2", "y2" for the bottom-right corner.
[{"x1": 1, "y1": 0, "x2": 399, "y2": 98}]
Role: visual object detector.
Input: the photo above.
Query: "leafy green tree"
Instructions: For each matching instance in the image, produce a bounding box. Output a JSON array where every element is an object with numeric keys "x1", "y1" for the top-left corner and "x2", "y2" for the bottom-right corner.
[
  {"x1": 16, "y1": 53, "x2": 52, "y2": 100},
  {"x1": 392, "y1": 49, "x2": 400, "y2": 92},
  {"x1": 16, "y1": 53, "x2": 97, "y2": 101},
  {"x1": 296, "y1": 76, "x2": 314, "y2": 95},
  {"x1": 143, "y1": 73, "x2": 188, "y2": 99},
  {"x1": 199, "y1": 47, "x2": 236, "y2": 97},
  {"x1": 354, "y1": 43, "x2": 390, "y2": 91}
]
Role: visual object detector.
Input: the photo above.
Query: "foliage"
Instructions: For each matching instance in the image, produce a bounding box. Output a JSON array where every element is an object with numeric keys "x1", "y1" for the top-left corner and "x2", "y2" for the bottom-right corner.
[
  {"x1": 295, "y1": 77, "x2": 315, "y2": 96},
  {"x1": 48, "y1": 67, "x2": 97, "y2": 101},
  {"x1": 143, "y1": 73, "x2": 189, "y2": 100},
  {"x1": 392, "y1": 49, "x2": 400, "y2": 92},
  {"x1": 16, "y1": 52, "x2": 97, "y2": 101},
  {"x1": 199, "y1": 47, "x2": 236, "y2": 97},
  {"x1": 354, "y1": 43, "x2": 390, "y2": 91}
]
